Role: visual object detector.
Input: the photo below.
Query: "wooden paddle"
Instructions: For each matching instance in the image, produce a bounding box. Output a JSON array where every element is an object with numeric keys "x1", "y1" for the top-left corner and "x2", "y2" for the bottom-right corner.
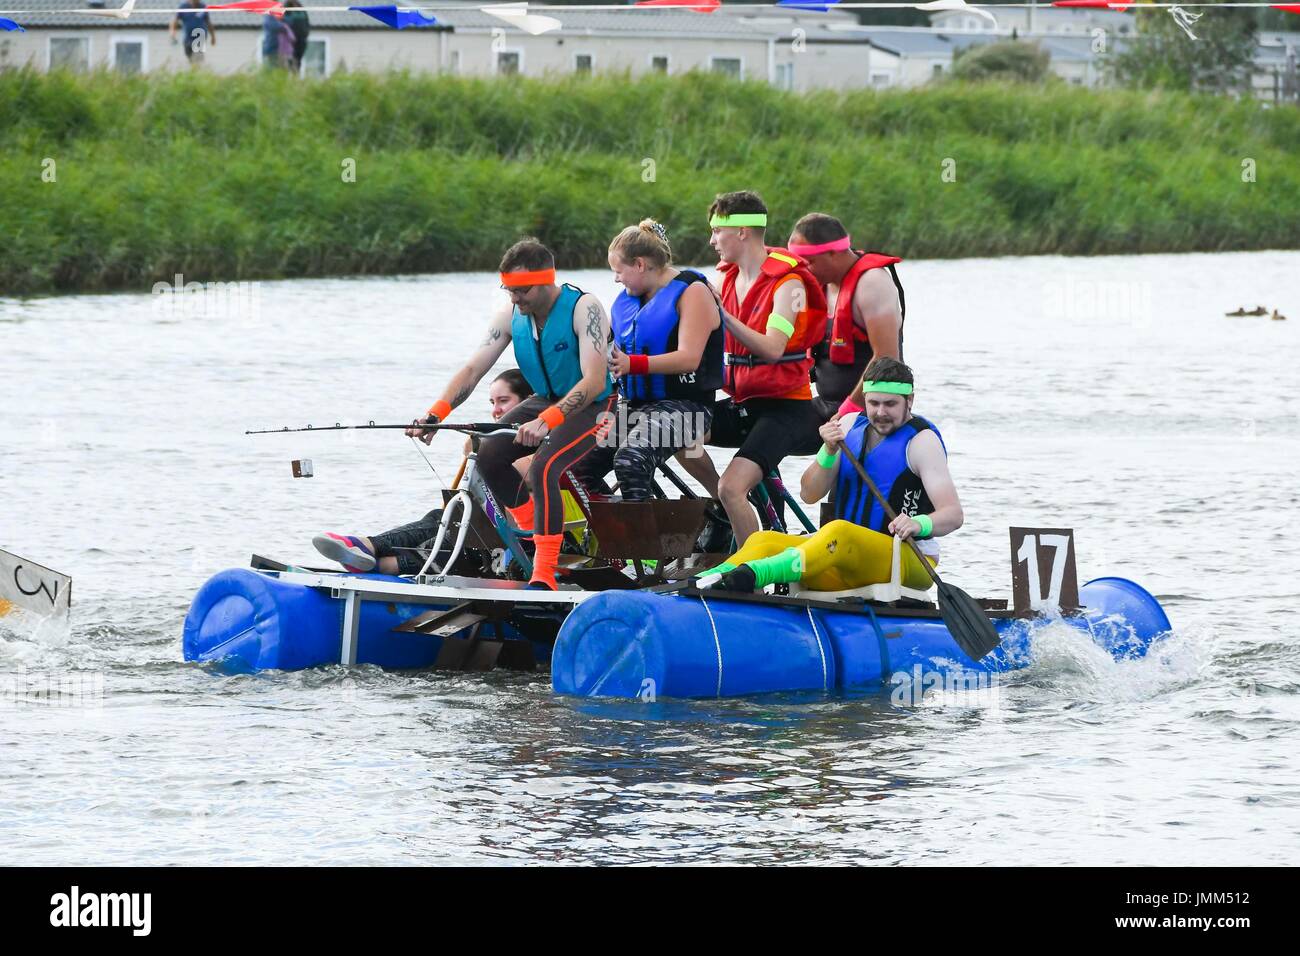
[{"x1": 835, "y1": 441, "x2": 1001, "y2": 661}]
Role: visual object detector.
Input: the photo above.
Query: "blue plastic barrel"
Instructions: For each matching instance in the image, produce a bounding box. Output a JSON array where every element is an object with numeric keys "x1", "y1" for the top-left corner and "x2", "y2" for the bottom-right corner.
[
  {"x1": 183, "y1": 568, "x2": 443, "y2": 670},
  {"x1": 551, "y1": 576, "x2": 1172, "y2": 699}
]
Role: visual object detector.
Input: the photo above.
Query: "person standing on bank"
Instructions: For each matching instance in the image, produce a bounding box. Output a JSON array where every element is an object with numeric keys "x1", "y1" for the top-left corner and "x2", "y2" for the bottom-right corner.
[
  {"x1": 170, "y1": 0, "x2": 215, "y2": 67},
  {"x1": 284, "y1": 0, "x2": 311, "y2": 73}
]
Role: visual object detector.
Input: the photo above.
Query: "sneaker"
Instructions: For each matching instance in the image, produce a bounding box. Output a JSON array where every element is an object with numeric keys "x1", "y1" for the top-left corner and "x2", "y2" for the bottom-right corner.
[
  {"x1": 312, "y1": 533, "x2": 376, "y2": 573},
  {"x1": 705, "y1": 566, "x2": 757, "y2": 593}
]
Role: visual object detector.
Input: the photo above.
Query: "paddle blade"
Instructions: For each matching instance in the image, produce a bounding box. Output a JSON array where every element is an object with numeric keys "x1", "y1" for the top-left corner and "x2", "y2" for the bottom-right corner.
[{"x1": 937, "y1": 581, "x2": 1001, "y2": 661}]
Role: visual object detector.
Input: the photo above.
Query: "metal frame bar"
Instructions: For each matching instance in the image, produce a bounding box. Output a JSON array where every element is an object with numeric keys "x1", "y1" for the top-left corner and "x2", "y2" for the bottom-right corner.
[
  {"x1": 340, "y1": 589, "x2": 361, "y2": 666},
  {"x1": 259, "y1": 569, "x2": 601, "y2": 666}
]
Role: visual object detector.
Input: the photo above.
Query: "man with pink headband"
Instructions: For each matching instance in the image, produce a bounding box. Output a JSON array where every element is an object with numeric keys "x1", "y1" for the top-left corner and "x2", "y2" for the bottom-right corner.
[{"x1": 788, "y1": 213, "x2": 905, "y2": 422}]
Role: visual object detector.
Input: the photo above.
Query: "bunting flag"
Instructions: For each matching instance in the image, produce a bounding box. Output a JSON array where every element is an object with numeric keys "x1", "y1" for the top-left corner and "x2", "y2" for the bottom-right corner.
[
  {"x1": 1271, "y1": 3, "x2": 1300, "y2": 13},
  {"x1": 1168, "y1": 4, "x2": 1202, "y2": 37},
  {"x1": 634, "y1": 0, "x2": 721, "y2": 11},
  {"x1": 914, "y1": 0, "x2": 998, "y2": 26},
  {"x1": 0, "y1": 16, "x2": 25, "y2": 30},
  {"x1": 349, "y1": 5, "x2": 437, "y2": 28},
  {"x1": 208, "y1": 0, "x2": 285, "y2": 17},
  {"x1": 777, "y1": 0, "x2": 838, "y2": 11},
  {"x1": 86, "y1": 0, "x2": 135, "y2": 19},
  {"x1": 481, "y1": 2, "x2": 561, "y2": 34},
  {"x1": 1052, "y1": 0, "x2": 1131, "y2": 8}
]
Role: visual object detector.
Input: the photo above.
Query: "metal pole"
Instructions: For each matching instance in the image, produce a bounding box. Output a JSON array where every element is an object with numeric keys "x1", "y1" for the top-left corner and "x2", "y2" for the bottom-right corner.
[{"x1": 1287, "y1": 43, "x2": 1297, "y2": 104}]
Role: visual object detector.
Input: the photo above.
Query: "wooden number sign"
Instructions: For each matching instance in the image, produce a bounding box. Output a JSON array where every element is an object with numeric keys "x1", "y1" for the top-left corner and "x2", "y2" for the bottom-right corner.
[{"x1": 1009, "y1": 527, "x2": 1080, "y2": 614}]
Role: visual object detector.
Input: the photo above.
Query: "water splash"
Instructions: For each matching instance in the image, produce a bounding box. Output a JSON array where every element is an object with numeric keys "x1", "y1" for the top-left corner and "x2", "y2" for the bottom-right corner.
[{"x1": 1019, "y1": 618, "x2": 1209, "y2": 705}]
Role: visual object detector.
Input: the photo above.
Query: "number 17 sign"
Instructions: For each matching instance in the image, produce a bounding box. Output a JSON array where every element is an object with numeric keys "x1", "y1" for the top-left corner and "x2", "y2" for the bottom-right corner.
[{"x1": 1009, "y1": 528, "x2": 1080, "y2": 615}]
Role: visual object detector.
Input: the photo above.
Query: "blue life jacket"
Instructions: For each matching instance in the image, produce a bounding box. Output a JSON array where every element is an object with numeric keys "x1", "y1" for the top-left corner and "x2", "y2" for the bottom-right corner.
[
  {"x1": 835, "y1": 414, "x2": 946, "y2": 533},
  {"x1": 511, "y1": 283, "x2": 613, "y2": 403},
  {"x1": 610, "y1": 270, "x2": 723, "y2": 404}
]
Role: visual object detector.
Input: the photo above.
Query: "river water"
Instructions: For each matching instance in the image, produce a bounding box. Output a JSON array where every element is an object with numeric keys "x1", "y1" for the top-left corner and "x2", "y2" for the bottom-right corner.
[{"x1": 2, "y1": 251, "x2": 1297, "y2": 865}]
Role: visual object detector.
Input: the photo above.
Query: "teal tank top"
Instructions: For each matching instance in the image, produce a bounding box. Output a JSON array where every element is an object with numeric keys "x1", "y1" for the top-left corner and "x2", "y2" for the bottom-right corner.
[{"x1": 510, "y1": 283, "x2": 613, "y2": 402}]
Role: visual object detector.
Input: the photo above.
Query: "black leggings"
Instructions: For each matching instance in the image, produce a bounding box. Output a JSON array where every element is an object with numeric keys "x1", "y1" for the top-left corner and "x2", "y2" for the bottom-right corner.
[
  {"x1": 613, "y1": 398, "x2": 713, "y2": 501},
  {"x1": 476, "y1": 393, "x2": 618, "y2": 536},
  {"x1": 370, "y1": 508, "x2": 450, "y2": 574}
]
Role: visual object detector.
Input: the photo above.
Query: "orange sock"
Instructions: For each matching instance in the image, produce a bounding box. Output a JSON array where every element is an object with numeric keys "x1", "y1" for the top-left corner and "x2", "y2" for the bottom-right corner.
[
  {"x1": 528, "y1": 533, "x2": 563, "y2": 590},
  {"x1": 505, "y1": 497, "x2": 535, "y2": 533}
]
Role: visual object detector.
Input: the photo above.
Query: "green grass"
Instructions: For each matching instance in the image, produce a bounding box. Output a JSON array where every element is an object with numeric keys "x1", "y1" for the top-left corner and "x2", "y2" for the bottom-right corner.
[{"x1": 3, "y1": 68, "x2": 1299, "y2": 295}]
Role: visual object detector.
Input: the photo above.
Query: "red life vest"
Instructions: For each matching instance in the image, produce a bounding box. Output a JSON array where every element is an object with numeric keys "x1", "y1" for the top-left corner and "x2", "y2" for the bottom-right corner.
[
  {"x1": 719, "y1": 249, "x2": 828, "y2": 403},
  {"x1": 826, "y1": 252, "x2": 903, "y2": 365}
]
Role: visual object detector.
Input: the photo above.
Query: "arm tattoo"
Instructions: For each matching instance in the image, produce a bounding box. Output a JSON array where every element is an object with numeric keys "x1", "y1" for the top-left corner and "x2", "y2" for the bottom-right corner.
[
  {"x1": 479, "y1": 326, "x2": 503, "y2": 349},
  {"x1": 585, "y1": 303, "x2": 606, "y2": 355},
  {"x1": 451, "y1": 383, "x2": 474, "y2": 406},
  {"x1": 557, "y1": 388, "x2": 587, "y2": 418}
]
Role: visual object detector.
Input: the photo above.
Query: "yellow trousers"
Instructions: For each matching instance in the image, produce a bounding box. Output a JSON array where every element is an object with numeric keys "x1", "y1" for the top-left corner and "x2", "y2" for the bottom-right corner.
[{"x1": 728, "y1": 519, "x2": 935, "y2": 592}]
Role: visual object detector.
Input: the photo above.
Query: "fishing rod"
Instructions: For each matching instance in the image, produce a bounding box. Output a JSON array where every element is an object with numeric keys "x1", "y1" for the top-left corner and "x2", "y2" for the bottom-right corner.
[{"x1": 245, "y1": 421, "x2": 519, "y2": 436}]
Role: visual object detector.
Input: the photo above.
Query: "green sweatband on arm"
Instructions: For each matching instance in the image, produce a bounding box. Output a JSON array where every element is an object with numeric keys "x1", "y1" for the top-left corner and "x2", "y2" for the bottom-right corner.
[
  {"x1": 914, "y1": 514, "x2": 934, "y2": 538},
  {"x1": 816, "y1": 444, "x2": 840, "y2": 469},
  {"x1": 766, "y1": 312, "x2": 795, "y2": 338}
]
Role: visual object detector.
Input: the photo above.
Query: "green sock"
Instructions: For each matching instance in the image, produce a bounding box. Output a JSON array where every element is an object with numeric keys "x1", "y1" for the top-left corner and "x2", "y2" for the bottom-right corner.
[
  {"x1": 747, "y1": 547, "x2": 804, "y2": 589},
  {"x1": 696, "y1": 561, "x2": 737, "y2": 578}
]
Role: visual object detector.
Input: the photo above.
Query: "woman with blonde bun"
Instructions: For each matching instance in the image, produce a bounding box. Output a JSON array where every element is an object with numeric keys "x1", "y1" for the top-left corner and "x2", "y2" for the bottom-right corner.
[{"x1": 606, "y1": 219, "x2": 724, "y2": 501}]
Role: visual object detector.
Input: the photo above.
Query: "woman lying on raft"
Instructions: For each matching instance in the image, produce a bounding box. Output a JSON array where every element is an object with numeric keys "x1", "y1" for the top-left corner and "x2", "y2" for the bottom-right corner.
[{"x1": 312, "y1": 369, "x2": 533, "y2": 574}]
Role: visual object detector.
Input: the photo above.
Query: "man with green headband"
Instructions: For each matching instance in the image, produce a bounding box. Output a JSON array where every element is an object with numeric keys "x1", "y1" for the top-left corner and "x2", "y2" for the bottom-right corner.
[
  {"x1": 698, "y1": 357, "x2": 964, "y2": 594},
  {"x1": 681, "y1": 190, "x2": 828, "y2": 547}
]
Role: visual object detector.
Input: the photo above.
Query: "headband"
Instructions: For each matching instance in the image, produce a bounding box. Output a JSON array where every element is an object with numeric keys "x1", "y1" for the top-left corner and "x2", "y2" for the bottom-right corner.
[
  {"x1": 500, "y1": 268, "x2": 556, "y2": 288},
  {"x1": 788, "y1": 236, "x2": 852, "y2": 257},
  {"x1": 861, "y1": 380, "x2": 913, "y2": 395},
  {"x1": 710, "y1": 213, "x2": 768, "y2": 228}
]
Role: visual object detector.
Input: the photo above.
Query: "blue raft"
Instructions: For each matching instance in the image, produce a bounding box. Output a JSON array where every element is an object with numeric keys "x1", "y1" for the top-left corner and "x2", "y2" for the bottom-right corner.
[
  {"x1": 550, "y1": 577, "x2": 1172, "y2": 699},
  {"x1": 184, "y1": 568, "x2": 1172, "y2": 700},
  {"x1": 183, "y1": 568, "x2": 567, "y2": 672}
]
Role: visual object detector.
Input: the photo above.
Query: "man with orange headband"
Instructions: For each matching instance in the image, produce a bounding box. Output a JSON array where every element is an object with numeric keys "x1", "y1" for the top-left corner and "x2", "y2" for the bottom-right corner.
[
  {"x1": 788, "y1": 212, "x2": 905, "y2": 422},
  {"x1": 685, "y1": 190, "x2": 828, "y2": 547},
  {"x1": 407, "y1": 238, "x2": 614, "y2": 590}
]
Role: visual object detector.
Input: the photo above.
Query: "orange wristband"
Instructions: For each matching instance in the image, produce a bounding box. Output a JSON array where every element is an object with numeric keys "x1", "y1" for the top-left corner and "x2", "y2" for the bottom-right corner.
[
  {"x1": 539, "y1": 406, "x2": 565, "y2": 429},
  {"x1": 427, "y1": 399, "x2": 452, "y2": 422}
]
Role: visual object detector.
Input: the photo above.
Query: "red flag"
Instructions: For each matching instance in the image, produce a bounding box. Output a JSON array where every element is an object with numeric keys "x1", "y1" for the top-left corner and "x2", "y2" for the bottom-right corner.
[
  {"x1": 1051, "y1": 0, "x2": 1130, "y2": 9},
  {"x1": 1270, "y1": 3, "x2": 1300, "y2": 14},
  {"x1": 209, "y1": 0, "x2": 285, "y2": 17},
  {"x1": 634, "y1": 0, "x2": 721, "y2": 12}
]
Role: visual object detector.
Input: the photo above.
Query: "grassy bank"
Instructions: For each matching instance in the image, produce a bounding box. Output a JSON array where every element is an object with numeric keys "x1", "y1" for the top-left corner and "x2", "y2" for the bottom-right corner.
[{"x1": 3, "y1": 68, "x2": 1299, "y2": 295}]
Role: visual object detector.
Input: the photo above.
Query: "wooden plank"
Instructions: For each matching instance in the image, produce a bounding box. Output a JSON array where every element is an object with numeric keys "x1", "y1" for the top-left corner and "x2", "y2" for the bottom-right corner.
[
  {"x1": 393, "y1": 601, "x2": 497, "y2": 636},
  {"x1": 585, "y1": 500, "x2": 710, "y2": 561}
]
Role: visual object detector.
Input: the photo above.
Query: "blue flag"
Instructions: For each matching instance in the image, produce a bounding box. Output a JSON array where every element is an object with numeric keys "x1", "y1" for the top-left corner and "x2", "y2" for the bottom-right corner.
[
  {"x1": 776, "y1": 0, "x2": 838, "y2": 10},
  {"x1": 348, "y1": 5, "x2": 438, "y2": 29},
  {"x1": 0, "y1": 17, "x2": 27, "y2": 31}
]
